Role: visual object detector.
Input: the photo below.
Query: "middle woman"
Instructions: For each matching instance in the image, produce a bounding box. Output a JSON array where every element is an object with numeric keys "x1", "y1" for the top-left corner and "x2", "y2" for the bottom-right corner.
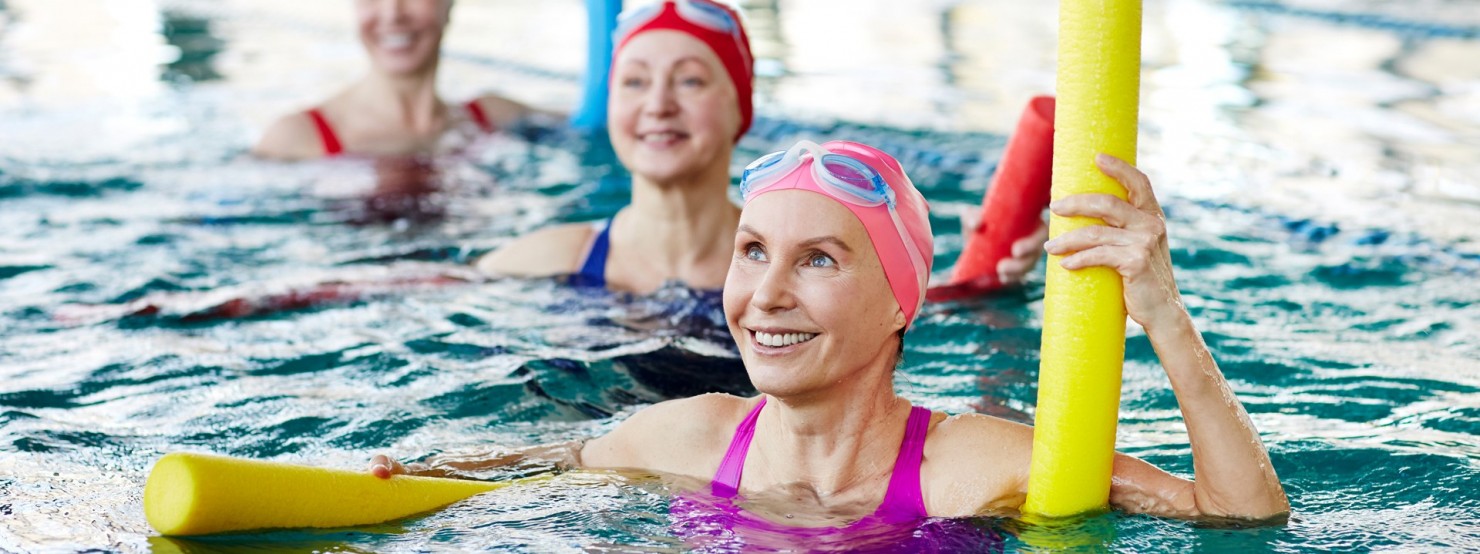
[
  {"x1": 481, "y1": 0, "x2": 1043, "y2": 295},
  {"x1": 476, "y1": 0, "x2": 754, "y2": 294}
]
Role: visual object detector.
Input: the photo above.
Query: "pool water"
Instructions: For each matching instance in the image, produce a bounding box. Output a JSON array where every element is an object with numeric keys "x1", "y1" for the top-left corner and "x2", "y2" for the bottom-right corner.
[{"x1": 2, "y1": 0, "x2": 1478, "y2": 551}]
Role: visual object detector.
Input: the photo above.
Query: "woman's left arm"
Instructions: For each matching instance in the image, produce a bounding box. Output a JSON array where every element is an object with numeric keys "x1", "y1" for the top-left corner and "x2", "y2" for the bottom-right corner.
[{"x1": 1044, "y1": 154, "x2": 1289, "y2": 521}]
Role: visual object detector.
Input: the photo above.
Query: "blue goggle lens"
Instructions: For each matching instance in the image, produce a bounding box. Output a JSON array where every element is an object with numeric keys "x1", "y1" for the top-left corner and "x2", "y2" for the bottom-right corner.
[
  {"x1": 686, "y1": 0, "x2": 738, "y2": 32},
  {"x1": 822, "y1": 158, "x2": 875, "y2": 191}
]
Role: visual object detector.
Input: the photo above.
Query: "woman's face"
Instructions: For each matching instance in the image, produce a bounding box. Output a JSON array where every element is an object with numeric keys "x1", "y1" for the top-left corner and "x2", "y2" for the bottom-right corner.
[
  {"x1": 355, "y1": 0, "x2": 449, "y2": 76},
  {"x1": 608, "y1": 31, "x2": 741, "y2": 185},
  {"x1": 724, "y1": 191, "x2": 907, "y2": 398}
]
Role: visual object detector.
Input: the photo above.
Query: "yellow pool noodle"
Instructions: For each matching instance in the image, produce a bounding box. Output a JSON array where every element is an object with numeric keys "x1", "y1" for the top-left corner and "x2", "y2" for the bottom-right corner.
[
  {"x1": 1024, "y1": 0, "x2": 1141, "y2": 518},
  {"x1": 144, "y1": 452, "x2": 536, "y2": 535}
]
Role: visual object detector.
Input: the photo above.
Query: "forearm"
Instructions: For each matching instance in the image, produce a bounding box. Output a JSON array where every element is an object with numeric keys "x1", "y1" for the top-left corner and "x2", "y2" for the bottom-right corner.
[
  {"x1": 1145, "y1": 310, "x2": 1289, "y2": 519},
  {"x1": 414, "y1": 441, "x2": 584, "y2": 477}
]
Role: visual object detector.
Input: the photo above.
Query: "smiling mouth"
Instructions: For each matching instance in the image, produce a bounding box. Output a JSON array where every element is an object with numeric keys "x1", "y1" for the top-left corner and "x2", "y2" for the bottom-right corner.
[
  {"x1": 380, "y1": 33, "x2": 414, "y2": 50},
  {"x1": 751, "y1": 330, "x2": 818, "y2": 348},
  {"x1": 639, "y1": 131, "x2": 689, "y2": 144}
]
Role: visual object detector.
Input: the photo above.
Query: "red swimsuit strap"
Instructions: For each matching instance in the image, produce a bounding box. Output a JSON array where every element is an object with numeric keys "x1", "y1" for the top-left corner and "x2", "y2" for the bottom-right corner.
[
  {"x1": 464, "y1": 100, "x2": 495, "y2": 133},
  {"x1": 305, "y1": 108, "x2": 343, "y2": 156}
]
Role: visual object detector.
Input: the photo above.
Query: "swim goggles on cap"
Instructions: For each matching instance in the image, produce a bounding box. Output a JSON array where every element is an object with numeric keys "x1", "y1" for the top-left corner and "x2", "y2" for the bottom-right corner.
[
  {"x1": 739, "y1": 140, "x2": 928, "y2": 282},
  {"x1": 615, "y1": 0, "x2": 742, "y2": 40}
]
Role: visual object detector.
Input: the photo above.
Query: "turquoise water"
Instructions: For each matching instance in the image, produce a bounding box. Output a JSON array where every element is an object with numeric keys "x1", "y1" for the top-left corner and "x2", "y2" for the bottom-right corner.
[{"x1": 2, "y1": 0, "x2": 1479, "y2": 551}]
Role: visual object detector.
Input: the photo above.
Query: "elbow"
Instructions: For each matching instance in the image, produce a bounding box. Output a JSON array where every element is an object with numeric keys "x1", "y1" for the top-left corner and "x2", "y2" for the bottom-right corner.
[
  {"x1": 1196, "y1": 485, "x2": 1291, "y2": 524},
  {"x1": 1248, "y1": 487, "x2": 1292, "y2": 522}
]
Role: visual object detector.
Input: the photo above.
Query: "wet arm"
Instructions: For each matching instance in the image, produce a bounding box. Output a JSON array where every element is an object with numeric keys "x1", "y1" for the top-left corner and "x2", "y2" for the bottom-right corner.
[
  {"x1": 1117, "y1": 310, "x2": 1289, "y2": 520},
  {"x1": 1047, "y1": 154, "x2": 1288, "y2": 521},
  {"x1": 473, "y1": 223, "x2": 593, "y2": 278},
  {"x1": 370, "y1": 441, "x2": 582, "y2": 479}
]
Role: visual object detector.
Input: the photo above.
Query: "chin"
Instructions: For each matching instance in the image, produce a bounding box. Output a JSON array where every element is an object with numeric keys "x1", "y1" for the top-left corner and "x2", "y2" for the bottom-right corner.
[
  {"x1": 366, "y1": 40, "x2": 439, "y2": 75},
  {"x1": 376, "y1": 56, "x2": 436, "y2": 76},
  {"x1": 742, "y1": 362, "x2": 813, "y2": 399},
  {"x1": 630, "y1": 158, "x2": 699, "y2": 184}
]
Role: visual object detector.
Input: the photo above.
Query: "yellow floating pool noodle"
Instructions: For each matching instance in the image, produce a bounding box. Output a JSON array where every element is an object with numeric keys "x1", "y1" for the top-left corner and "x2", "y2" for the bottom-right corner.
[
  {"x1": 1024, "y1": 0, "x2": 1141, "y2": 518},
  {"x1": 144, "y1": 452, "x2": 517, "y2": 535}
]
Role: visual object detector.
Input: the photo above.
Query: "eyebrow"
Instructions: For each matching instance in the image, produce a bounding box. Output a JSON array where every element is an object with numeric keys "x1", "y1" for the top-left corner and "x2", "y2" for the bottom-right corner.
[
  {"x1": 737, "y1": 225, "x2": 854, "y2": 253},
  {"x1": 671, "y1": 56, "x2": 711, "y2": 69},
  {"x1": 800, "y1": 236, "x2": 854, "y2": 253},
  {"x1": 617, "y1": 56, "x2": 710, "y2": 70}
]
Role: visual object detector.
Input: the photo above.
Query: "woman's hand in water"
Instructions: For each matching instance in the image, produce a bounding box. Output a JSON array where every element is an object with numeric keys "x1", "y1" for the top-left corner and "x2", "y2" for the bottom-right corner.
[
  {"x1": 996, "y1": 220, "x2": 1049, "y2": 286},
  {"x1": 368, "y1": 454, "x2": 430, "y2": 479},
  {"x1": 1043, "y1": 154, "x2": 1184, "y2": 332}
]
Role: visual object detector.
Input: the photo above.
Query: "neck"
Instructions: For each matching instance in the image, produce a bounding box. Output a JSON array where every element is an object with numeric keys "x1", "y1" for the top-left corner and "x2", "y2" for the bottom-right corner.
[
  {"x1": 751, "y1": 361, "x2": 908, "y2": 497},
  {"x1": 619, "y1": 161, "x2": 741, "y2": 273},
  {"x1": 354, "y1": 63, "x2": 444, "y2": 133}
]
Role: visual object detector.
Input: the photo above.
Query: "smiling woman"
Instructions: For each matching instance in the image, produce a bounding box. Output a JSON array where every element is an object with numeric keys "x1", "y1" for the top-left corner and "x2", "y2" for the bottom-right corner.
[
  {"x1": 374, "y1": 140, "x2": 1289, "y2": 536},
  {"x1": 473, "y1": 0, "x2": 1045, "y2": 295},
  {"x1": 252, "y1": 0, "x2": 543, "y2": 159},
  {"x1": 475, "y1": 0, "x2": 753, "y2": 295}
]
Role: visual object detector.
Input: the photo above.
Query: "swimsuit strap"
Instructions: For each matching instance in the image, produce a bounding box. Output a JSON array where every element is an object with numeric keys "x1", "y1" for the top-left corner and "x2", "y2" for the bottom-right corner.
[
  {"x1": 711, "y1": 396, "x2": 767, "y2": 498},
  {"x1": 873, "y1": 405, "x2": 932, "y2": 521},
  {"x1": 305, "y1": 108, "x2": 343, "y2": 157},
  {"x1": 465, "y1": 100, "x2": 496, "y2": 133},
  {"x1": 572, "y1": 218, "x2": 614, "y2": 288}
]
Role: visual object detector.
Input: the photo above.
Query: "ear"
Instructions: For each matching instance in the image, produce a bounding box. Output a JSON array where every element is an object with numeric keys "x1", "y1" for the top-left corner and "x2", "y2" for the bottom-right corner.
[{"x1": 892, "y1": 307, "x2": 908, "y2": 333}]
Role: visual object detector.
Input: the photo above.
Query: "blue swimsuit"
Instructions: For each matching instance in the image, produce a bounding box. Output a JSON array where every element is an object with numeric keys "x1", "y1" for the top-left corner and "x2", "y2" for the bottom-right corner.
[{"x1": 571, "y1": 218, "x2": 614, "y2": 288}]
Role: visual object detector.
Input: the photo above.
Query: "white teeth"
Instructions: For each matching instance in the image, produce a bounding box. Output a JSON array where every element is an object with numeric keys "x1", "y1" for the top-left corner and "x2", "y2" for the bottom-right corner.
[
  {"x1": 643, "y1": 132, "x2": 681, "y2": 143},
  {"x1": 754, "y1": 331, "x2": 816, "y2": 348},
  {"x1": 381, "y1": 33, "x2": 412, "y2": 49}
]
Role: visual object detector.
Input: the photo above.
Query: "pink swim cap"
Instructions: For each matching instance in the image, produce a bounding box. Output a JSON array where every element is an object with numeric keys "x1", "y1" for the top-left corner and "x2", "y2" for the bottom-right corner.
[
  {"x1": 612, "y1": 0, "x2": 754, "y2": 142},
  {"x1": 741, "y1": 140, "x2": 934, "y2": 326}
]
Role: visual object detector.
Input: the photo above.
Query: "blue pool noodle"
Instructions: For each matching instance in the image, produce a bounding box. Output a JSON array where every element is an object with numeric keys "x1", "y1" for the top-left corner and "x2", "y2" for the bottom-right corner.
[{"x1": 571, "y1": 0, "x2": 622, "y2": 130}]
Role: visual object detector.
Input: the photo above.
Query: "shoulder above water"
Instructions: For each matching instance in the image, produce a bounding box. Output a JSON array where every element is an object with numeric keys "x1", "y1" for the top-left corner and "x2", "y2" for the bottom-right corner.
[
  {"x1": 253, "y1": 111, "x2": 327, "y2": 161},
  {"x1": 476, "y1": 221, "x2": 601, "y2": 278},
  {"x1": 920, "y1": 411, "x2": 1036, "y2": 517},
  {"x1": 580, "y1": 393, "x2": 760, "y2": 480}
]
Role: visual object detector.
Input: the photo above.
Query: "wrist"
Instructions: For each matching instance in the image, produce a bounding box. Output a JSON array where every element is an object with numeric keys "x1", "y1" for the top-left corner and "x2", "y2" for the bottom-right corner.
[{"x1": 1140, "y1": 303, "x2": 1193, "y2": 339}]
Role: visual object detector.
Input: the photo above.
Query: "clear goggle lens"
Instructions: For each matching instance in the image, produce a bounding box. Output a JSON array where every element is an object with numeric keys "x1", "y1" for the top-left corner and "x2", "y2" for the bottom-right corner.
[{"x1": 740, "y1": 141, "x2": 892, "y2": 209}]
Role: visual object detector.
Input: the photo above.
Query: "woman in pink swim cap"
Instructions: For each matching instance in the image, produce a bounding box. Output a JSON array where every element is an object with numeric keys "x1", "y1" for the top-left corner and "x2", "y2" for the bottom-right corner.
[{"x1": 374, "y1": 142, "x2": 1288, "y2": 535}]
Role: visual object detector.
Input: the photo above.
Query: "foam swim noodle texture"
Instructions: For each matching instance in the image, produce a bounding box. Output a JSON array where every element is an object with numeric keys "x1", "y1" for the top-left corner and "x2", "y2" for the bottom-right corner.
[
  {"x1": 1024, "y1": 0, "x2": 1140, "y2": 518},
  {"x1": 144, "y1": 452, "x2": 505, "y2": 535}
]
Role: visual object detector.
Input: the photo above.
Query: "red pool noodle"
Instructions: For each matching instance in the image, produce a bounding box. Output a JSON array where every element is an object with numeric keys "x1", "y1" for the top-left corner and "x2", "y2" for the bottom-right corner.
[{"x1": 928, "y1": 95, "x2": 1055, "y2": 302}]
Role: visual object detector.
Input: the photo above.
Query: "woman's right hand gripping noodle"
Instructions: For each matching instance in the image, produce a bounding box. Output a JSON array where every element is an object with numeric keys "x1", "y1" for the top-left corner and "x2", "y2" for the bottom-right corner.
[{"x1": 1036, "y1": 154, "x2": 1290, "y2": 519}]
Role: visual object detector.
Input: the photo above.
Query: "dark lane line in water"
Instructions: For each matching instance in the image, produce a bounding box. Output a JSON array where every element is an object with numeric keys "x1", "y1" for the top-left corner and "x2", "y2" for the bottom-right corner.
[
  {"x1": 1225, "y1": 1, "x2": 1480, "y2": 40},
  {"x1": 0, "y1": 175, "x2": 144, "y2": 199}
]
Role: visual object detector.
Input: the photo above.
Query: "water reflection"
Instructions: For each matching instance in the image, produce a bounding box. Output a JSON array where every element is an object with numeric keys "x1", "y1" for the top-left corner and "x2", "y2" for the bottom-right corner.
[
  {"x1": 159, "y1": 10, "x2": 223, "y2": 84},
  {"x1": 2, "y1": 0, "x2": 1480, "y2": 552}
]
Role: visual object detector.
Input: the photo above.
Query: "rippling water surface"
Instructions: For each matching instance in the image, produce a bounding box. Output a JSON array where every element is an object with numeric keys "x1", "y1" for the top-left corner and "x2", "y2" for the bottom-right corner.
[{"x1": 2, "y1": 0, "x2": 1478, "y2": 551}]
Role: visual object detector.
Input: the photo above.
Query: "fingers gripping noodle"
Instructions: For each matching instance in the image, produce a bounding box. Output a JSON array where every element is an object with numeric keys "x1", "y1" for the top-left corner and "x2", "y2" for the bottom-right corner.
[
  {"x1": 1024, "y1": 0, "x2": 1141, "y2": 518},
  {"x1": 143, "y1": 453, "x2": 537, "y2": 535}
]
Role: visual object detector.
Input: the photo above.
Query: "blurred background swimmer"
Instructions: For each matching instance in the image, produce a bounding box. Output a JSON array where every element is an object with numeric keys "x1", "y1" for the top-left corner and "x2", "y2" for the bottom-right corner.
[
  {"x1": 53, "y1": 0, "x2": 1054, "y2": 401},
  {"x1": 252, "y1": 0, "x2": 552, "y2": 160},
  {"x1": 476, "y1": 0, "x2": 1048, "y2": 294}
]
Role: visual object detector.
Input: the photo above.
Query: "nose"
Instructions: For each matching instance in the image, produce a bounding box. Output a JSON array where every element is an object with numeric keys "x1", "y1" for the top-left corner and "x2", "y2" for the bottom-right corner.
[
  {"x1": 380, "y1": 0, "x2": 407, "y2": 23},
  {"x1": 749, "y1": 261, "x2": 797, "y2": 314},
  {"x1": 641, "y1": 78, "x2": 678, "y2": 119}
]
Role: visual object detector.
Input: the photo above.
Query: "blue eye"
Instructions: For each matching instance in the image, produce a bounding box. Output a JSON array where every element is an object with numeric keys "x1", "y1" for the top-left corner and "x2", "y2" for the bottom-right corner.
[
  {"x1": 744, "y1": 245, "x2": 767, "y2": 262},
  {"x1": 681, "y1": 76, "x2": 705, "y2": 87},
  {"x1": 808, "y1": 254, "x2": 835, "y2": 268}
]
